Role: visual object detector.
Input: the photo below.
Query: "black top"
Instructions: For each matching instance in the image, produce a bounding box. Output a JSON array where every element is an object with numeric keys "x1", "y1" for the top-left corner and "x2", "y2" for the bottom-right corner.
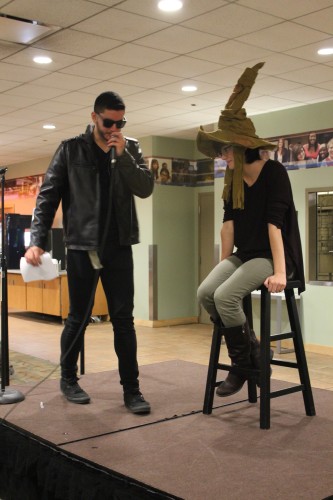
[
  {"x1": 92, "y1": 142, "x2": 119, "y2": 251},
  {"x1": 223, "y1": 160, "x2": 305, "y2": 292}
]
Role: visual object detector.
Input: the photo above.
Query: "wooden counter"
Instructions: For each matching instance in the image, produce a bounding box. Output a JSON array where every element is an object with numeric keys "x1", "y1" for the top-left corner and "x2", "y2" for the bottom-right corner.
[{"x1": 7, "y1": 272, "x2": 108, "y2": 319}]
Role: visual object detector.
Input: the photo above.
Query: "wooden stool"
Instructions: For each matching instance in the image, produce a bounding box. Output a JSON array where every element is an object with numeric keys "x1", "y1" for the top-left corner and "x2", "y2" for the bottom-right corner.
[{"x1": 203, "y1": 280, "x2": 316, "y2": 429}]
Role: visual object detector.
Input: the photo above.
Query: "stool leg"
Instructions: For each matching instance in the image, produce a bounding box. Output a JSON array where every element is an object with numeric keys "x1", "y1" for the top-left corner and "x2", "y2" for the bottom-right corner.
[
  {"x1": 243, "y1": 294, "x2": 258, "y2": 404},
  {"x1": 260, "y1": 288, "x2": 271, "y2": 429},
  {"x1": 285, "y1": 289, "x2": 316, "y2": 416},
  {"x1": 203, "y1": 325, "x2": 222, "y2": 414}
]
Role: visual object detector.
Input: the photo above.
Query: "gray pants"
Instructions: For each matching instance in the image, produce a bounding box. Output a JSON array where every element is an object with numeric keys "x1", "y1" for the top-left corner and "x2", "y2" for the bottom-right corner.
[{"x1": 197, "y1": 256, "x2": 273, "y2": 327}]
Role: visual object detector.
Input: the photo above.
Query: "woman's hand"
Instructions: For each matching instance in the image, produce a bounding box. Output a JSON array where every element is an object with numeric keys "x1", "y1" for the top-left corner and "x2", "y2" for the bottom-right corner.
[{"x1": 264, "y1": 272, "x2": 287, "y2": 293}]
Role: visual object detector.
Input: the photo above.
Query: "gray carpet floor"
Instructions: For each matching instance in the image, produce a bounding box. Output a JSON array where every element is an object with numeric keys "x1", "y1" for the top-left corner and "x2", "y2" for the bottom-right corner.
[{"x1": 1, "y1": 360, "x2": 332, "y2": 500}]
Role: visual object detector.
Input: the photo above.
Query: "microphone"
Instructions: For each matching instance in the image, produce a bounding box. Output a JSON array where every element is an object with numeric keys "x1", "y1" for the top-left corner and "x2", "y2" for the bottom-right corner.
[
  {"x1": 110, "y1": 146, "x2": 116, "y2": 168},
  {"x1": 0, "y1": 167, "x2": 8, "y2": 175}
]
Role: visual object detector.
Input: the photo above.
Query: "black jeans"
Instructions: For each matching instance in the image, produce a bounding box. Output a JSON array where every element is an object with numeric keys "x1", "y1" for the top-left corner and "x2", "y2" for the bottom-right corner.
[{"x1": 60, "y1": 247, "x2": 139, "y2": 393}]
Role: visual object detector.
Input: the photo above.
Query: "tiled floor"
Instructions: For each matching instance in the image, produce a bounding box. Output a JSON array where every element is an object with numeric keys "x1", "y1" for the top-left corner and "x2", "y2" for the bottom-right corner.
[{"x1": 6, "y1": 311, "x2": 333, "y2": 391}]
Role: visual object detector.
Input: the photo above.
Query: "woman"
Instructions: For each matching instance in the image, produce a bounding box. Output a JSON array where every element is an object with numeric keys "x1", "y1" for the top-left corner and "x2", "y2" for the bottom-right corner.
[
  {"x1": 197, "y1": 62, "x2": 305, "y2": 397},
  {"x1": 274, "y1": 137, "x2": 289, "y2": 163},
  {"x1": 303, "y1": 132, "x2": 321, "y2": 160},
  {"x1": 150, "y1": 158, "x2": 160, "y2": 181},
  {"x1": 292, "y1": 143, "x2": 313, "y2": 168},
  {"x1": 317, "y1": 143, "x2": 328, "y2": 162}
]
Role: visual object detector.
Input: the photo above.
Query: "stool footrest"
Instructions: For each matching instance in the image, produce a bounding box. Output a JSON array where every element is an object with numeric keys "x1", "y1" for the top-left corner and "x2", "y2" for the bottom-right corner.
[
  {"x1": 270, "y1": 332, "x2": 294, "y2": 341},
  {"x1": 217, "y1": 362, "x2": 259, "y2": 377},
  {"x1": 270, "y1": 385, "x2": 304, "y2": 399},
  {"x1": 271, "y1": 359, "x2": 299, "y2": 369}
]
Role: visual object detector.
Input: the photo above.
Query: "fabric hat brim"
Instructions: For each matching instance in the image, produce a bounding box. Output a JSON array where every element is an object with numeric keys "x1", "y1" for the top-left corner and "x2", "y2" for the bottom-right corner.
[{"x1": 197, "y1": 126, "x2": 276, "y2": 159}]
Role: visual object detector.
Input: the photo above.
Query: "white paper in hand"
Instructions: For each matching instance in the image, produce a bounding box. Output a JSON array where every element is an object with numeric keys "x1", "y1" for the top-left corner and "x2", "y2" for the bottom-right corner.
[{"x1": 20, "y1": 253, "x2": 59, "y2": 282}]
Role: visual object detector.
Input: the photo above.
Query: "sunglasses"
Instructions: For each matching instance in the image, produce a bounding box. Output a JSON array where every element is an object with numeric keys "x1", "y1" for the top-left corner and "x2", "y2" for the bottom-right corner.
[{"x1": 97, "y1": 114, "x2": 127, "y2": 129}]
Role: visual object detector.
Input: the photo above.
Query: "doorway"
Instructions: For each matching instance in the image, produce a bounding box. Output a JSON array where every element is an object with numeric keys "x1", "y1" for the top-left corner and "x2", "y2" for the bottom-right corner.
[{"x1": 198, "y1": 192, "x2": 216, "y2": 324}]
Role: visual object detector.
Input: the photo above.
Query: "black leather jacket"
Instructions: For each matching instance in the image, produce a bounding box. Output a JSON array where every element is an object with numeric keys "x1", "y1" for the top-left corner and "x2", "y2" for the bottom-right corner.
[{"x1": 31, "y1": 129, "x2": 154, "y2": 250}]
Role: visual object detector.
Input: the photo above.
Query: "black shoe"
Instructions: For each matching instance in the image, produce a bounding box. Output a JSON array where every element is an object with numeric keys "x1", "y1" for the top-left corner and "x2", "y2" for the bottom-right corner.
[
  {"x1": 60, "y1": 378, "x2": 90, "y2": 404},
  {"x1": 124, "y1": 391, "x2": 151, "y2": 414}
]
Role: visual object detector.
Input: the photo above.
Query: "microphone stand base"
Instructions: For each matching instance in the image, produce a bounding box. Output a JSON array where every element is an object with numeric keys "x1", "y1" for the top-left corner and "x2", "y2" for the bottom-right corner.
[{"x1": 0, "y1": 388, "x2": 25, "y2": 405}]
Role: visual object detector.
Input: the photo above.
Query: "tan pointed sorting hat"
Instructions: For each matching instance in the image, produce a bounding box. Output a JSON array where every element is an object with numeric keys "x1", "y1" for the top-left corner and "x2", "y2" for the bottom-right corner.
[
  {"x1": 197, "y1": 62, "x2": 276, "y2": 157},
  {"x1": 196, "y1": 62, "x2": 276, "y2": 209}
]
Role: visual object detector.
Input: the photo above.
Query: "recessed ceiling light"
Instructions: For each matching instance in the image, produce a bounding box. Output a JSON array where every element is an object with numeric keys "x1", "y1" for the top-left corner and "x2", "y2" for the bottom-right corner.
[
  {"x1": 318, "y1": 48, "x2": 333, "y2": 55},
  {"x1": 33, "y1": 55, "x2": 52, "y2": 64},
  {"x1": 43, "y1": 124, "x2": 56, "y2": 130},
  {"x1": 158, "y1": 0, "x2": 183, "y2": 12},
  {"x1": 182, "y1": 85, "x2": 198, "y2": 92}
]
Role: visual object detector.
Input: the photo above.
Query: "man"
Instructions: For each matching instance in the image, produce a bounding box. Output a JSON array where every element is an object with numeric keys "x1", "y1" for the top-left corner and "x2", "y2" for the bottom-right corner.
[{"x1": 25, "y1": 91, "x2": 154, "y2": 414}]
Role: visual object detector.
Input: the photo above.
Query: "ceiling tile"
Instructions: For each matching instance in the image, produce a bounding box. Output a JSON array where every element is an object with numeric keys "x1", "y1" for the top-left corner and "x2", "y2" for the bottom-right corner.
[
  {"x1": 248, "y1": 76, "x2": 303, "y2": 94},
  {"x1": 237, "y1": 22, "x2": 329, "y2": 52},
  {"x1": 79, "y1": 82, "x2": 146, "y2": 97},
  {"x1": 32, "y1": 73, "x2": 100, "y2": 90},
  {"x1": 59, "y1": 59, "x2": 135, "y2": 79},
  {"x1": 74, "y1": 9, "x2": 170, "y2": 42},
  {"x1": 195, "y1": 66, "x2": 253, "y2": 87},
  {"x1": 235, "y1": 53, "x2": 315, "y2": 76},
  {"x1": 278, "y1": 64, "x2": 333, "y2": 84},
  {"x1": 275, "y1": 86, "x2": 333, "y2": 102},
  {"x1": 51, "y1": 92, "x2": 95, "y2": 106},
  {"x1": 295, "y1": 5, "x2": 333, "y2": 34},
  {"x1": 0, "y1": 62, "x2": 49, "y2": 83},
  {"x1": 94, "y1": 43, "x2": 177, "y2": 68},
  {"x1": 285, "y1": 38, "x2": 333, "y2": 64},
  {"x1": 147, "y1": 56, "x2": 222, "y2": 78},
  {"x1": 135, "y1": 26, "x2": 224, "y2": 54},
  {"x1": 247, "y1": 95, "x2": 300, "y2": 110},
  {"x1": 157, "y1": 80, "x2": 222, "y2": 95},
  {"x1": 2, "y1": 0, "x2": 107, "y2": 28},
  {"x1": 34, "y1": 29, "x2": 123, "y2": 58},
  {"x1": 0, "y1": 40, "x2": 23, "y2": 59},
  {"x1": 0, "y1": 80, "x2": 21, "y2": 92},
  {"x1": 121, "y1": 89, "x2": 184, "y2": 105},
  {"x1": 238, "y1": 0, "x2": 333, "y2": 18},
  {"x1": 0, "y1": 106, "x2": 17, "y2": 116},
  {"x1": 3, "y1": 47, "x2": 83, "y2": 70},
  {"x1": 29, "y1": 101, "x2": 86, "y2": 114},
  {"x1": 5, "y1": 84, "x2": 68, "y2": 100},
  {"x1": 112, "y1": 69, "x2": 180, "y2": 89},
  {"x1": 182, "y1": 4, "x2": 283, "y2": 38},
  {"x1": 0, "y1": 94, "x2": 41, "y2": 108},
  {"x1": 115, "y1": 0, "x2": 228, "y2": 22},
  {"x1": 189, "y1": 40, "x2": 273, "y2": 66}
]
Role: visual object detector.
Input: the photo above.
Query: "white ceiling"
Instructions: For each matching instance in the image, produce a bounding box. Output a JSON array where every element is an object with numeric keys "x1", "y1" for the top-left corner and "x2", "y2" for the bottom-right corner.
[{"x1": 1, "y1": 0, "x2": 333, "y2": 166}]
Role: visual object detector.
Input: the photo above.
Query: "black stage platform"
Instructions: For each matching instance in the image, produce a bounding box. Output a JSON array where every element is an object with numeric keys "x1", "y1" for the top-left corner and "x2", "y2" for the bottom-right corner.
[{"x1": 0, "y1": 360, "x2": 332, "y2": 500}]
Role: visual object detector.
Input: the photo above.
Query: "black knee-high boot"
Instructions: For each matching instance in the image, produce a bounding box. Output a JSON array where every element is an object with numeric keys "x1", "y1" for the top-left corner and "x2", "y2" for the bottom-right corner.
[
  {"x1": 246, "y1": 320, "x2": 274, "y2": 386},
  {"x1": 216, "y1": 323, "x2": 252, "y2": 397}
]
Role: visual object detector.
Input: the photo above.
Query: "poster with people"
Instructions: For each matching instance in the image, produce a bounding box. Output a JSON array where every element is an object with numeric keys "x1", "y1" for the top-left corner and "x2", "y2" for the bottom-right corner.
[
  {"x1": 268, "y1": 129, "x2": 333, "y2": 170},
  {"x1": 148, "y1": 157, "x2": 213, "y2": 186},
  {"x1": 214, "y1": 128, "x2": 333, "y2": 177}
]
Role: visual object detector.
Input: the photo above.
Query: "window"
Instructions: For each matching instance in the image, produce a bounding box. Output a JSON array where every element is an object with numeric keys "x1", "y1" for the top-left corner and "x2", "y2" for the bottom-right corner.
[{"x1": 307, "y1": 189, "x2": 333, "y2": 282}]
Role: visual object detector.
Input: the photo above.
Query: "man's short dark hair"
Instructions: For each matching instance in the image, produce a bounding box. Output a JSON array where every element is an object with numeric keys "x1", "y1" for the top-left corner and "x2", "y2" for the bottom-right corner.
[{"x1": 94, "y1": 91, "x2": 125, "y2": 113}]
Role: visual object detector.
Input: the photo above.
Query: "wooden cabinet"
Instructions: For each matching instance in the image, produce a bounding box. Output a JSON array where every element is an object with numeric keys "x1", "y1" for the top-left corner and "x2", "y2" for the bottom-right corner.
[
  {"x1": 26, "y1": 278, "x2": 62, "y2": 316},
  {"x1": 8, "y1": 273, "x2": 27, "y2": 310},
  {"x1": 8, "y1": 273, "x2": 108, "y2": 319}
]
